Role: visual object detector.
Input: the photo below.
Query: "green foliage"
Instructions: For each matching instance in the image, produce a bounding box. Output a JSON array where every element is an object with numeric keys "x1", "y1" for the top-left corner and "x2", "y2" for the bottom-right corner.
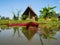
[
  {"x1": 13, "y1": 14, "x2": 18, "y2": 20},
  {"x1": 39, "y1": 6, "x2": 56, "y2": 19},
  {"x1": 58, "y1": 16, "x2": 60, "y2": 20},
  {"x1": 51, "y1": 17, "x2": 58, "y2": 21},
  {"x1": 1, "y1": 16, "x2": 9, "y2": 20},
  {"x1": 1, "y1": 16, "x2": 5, "y2": 20},
  {"x1": 0, "y1": 20, "x2": 9, "y2": 25},
  {"x1": 21, "y1": 15, "x2": 28, "y2": 20},
  {"x1": 12, "y1": 10, "x2": 20, "y2": 20},
  {"x1": 38, "y1": 18, "x2": 47, "y2": 24},
  {"x1": 35, "y1": 16, "x2": 38, "y2": 21},
  {"x1": 5, "y1": 17, "x2": 9, "y2": 20}
]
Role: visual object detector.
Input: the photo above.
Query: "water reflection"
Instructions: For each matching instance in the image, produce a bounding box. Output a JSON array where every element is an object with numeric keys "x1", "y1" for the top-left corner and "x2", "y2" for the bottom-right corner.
[
  {"x1": 37, "y1": 24, "x2": 60, "y2": 45},
  {"x1": 0, "y1": 25, "x2": 10, "y2": 30},
  {"x1": 38, "y1": 26, "x2": 56, "y2": 39},
  {"x1": 12, "y1": 26, "x2": 38, "y2": 40},
  {"x1": 22, "y1": 27, "x2": 37, "y2": 40},
  {"x1": 13, "y1": 27, "x2": 21, "y2": 37},
  {"x1": 0, "y1": 24, "x2": 60, "y2": 45},
  {"x1": 38, "y1": 26, "x2": 57, "y2": 45}
]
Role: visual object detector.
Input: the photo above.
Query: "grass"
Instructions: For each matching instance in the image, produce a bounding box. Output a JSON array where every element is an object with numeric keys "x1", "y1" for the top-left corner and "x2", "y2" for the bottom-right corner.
[
  {"x1": 0, "y1": 19, "x2": 60, "y2": 25},
  {"x1": 0, "y1": 19, "x2": 37, "y2": 25}
]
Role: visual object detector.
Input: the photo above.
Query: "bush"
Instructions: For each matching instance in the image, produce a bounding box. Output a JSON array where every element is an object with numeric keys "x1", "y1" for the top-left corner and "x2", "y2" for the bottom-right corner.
[{"x1": 51, "y1": 17, "x2": 58, "y2": 21}]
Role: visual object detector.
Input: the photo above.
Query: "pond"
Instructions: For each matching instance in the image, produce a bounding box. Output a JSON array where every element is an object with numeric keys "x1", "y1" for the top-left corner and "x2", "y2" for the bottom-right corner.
[{"x1": 0, "y1": 24, "x2": 60, "y2": 45}]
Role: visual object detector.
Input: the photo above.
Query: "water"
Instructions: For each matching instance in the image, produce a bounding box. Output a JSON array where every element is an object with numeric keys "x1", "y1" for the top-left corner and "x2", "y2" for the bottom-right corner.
[{"x1": 0, "y1": 24, "x2": 60, "y2": 45}]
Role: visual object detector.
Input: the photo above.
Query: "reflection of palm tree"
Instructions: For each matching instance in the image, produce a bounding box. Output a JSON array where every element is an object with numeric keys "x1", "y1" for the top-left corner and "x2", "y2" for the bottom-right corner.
[
  {"x1": 22, "y1": 27, "x2": 37, "y2": 40},
  {"x1": 13, "y1": 27, "x2": 21, "y2": 37},
  {"x1": 39, "y1": 34, "x2": 44, "y2": 45}
]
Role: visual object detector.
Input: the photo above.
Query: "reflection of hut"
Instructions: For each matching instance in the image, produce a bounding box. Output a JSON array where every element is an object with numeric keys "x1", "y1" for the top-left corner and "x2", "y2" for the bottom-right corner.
[
  {"x1": 22, "y1": 6, "x2": 37, "y2": 20},
  {"x1": 22, "y1": 28, "x2": 37, "y2": 40}
]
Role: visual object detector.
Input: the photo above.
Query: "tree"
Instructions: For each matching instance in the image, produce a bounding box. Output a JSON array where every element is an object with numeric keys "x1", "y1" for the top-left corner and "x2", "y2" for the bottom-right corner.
[
  {"x1": 12, "y1": 10, "x2": 20, "y2": 20},
  {"x1": 35, "y1": 16, "x2": 38, "y2": 21},
  {"x1": 5, "y1": 17, "x2": 10, "y2": 20},
  {"x1": 0, "y1": 16, "x2": 1, "y2": 19},
  {"x1": 39, "y1": 6, "x2": 56, "y2": 19},
  {"x1": 21, "y1": 15, "x2": 28, "y2": 20},
  {"x1": 1, "y1": 16, "x2": 9, "y2": 20},
  {"x1": 13, "y1": 12, "x2": 18, "y2": 20},
  {"x1": 17, "y1": 10, "x2": 20, "y2": 20},
  {"x1": 1, "y1": 16, "x2": 5, "y2": 20}
]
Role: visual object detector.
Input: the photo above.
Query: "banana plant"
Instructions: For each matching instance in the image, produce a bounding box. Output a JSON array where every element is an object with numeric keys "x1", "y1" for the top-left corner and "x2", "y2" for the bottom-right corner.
[{"x1": 39, "y1": 6, "x2": 56, "y2": 19}]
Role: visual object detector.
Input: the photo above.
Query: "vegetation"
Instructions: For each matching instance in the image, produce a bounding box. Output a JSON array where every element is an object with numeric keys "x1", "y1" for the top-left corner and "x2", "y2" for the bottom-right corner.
[
  {"x1": 0, "y1": 6, "x2": 60, "y2": 45},
  {"x1": 21, "y1": 15, "x2": 28, "y2": 20},
  {"x1": 0, "y1": 6, "x2": 60, "y2": 25},
  {"x1": 12, "y1": 10, "x2": 20, "y2": 20},
  {"x1": 39, "y1": 6, "x2": 56, "y2": 19}
]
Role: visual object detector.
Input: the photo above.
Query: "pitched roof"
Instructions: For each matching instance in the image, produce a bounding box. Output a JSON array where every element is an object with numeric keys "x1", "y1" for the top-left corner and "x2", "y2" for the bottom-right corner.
[{"x1": 22, "y1": 6, "x2": 37, "y2": 15}]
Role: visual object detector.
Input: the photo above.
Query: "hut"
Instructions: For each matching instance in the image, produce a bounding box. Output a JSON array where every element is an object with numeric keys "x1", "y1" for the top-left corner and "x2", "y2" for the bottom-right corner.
[{"x1": 21, "y1": 6, "x2": 38, "y2": 20}]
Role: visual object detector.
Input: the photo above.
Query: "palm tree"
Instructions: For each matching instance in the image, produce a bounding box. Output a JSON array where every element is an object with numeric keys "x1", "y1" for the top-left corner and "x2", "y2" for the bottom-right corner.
[
  {"x1": 13, "y1": 12, "x2": 18, "y2": 20},
  {"x1": 17, "y1": 10, "x2": 20, "y2": 20},
  {"x1": 12, "y1": 10, "x2": 20, "y2": 20}
]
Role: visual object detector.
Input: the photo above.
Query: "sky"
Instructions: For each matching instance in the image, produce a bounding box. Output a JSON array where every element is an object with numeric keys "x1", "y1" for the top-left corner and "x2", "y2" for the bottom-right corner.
[{"x1": 0, "y1": 0, "x2": 60, "y2": 19}]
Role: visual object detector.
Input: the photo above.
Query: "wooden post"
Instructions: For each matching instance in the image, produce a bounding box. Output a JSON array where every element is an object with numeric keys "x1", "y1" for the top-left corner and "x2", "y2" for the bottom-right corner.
[{"x1": 29, "y1": 11, "x2": 30, "y2": 19}]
